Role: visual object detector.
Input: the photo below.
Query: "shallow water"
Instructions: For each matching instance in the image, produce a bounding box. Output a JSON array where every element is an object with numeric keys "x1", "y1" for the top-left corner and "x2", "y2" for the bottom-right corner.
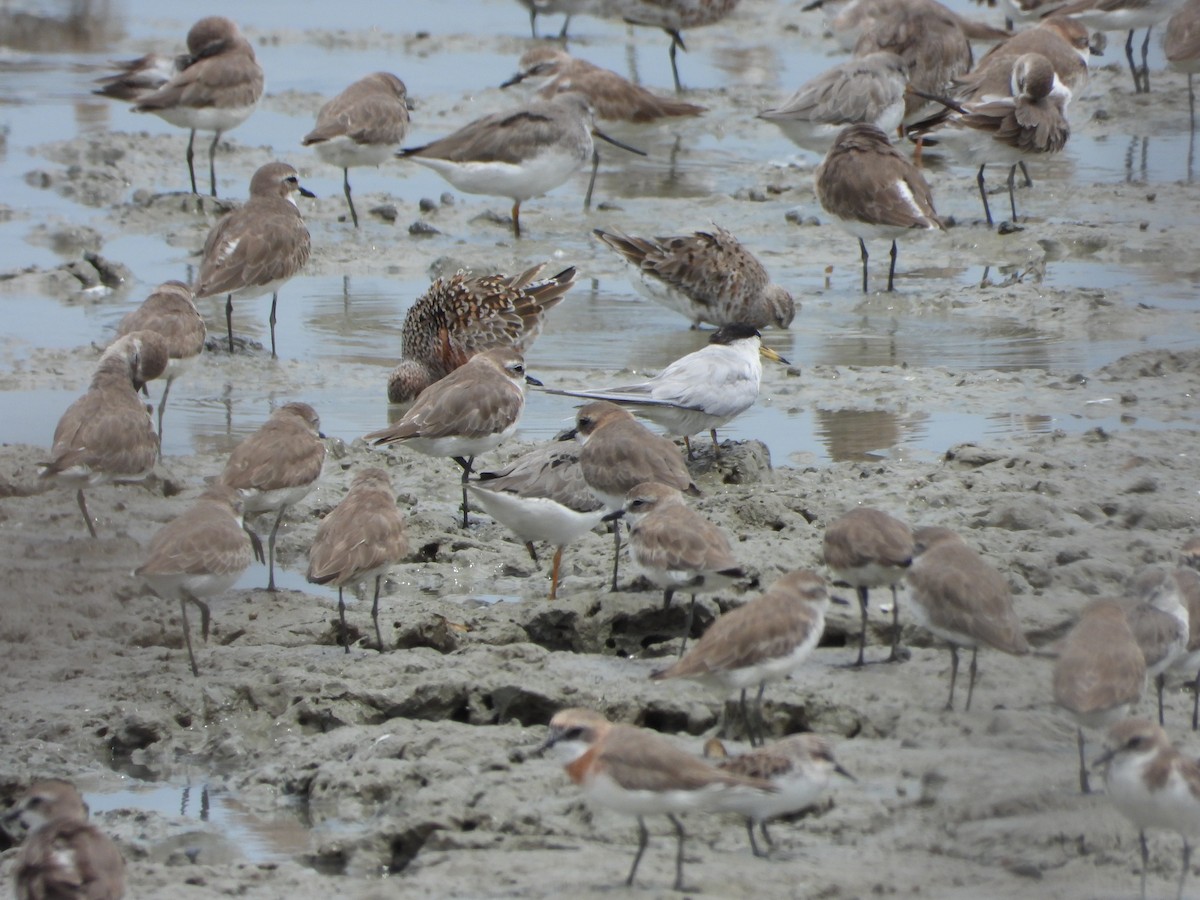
[{"x1": 1, "y1": 0, "x2": 1196, "y2": 470}]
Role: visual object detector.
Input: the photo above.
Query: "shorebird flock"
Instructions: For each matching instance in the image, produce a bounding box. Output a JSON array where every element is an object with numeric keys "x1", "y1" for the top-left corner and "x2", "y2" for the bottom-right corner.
[{"x1": 12, "y1": 0, "x2": 1200, "y2": 897}]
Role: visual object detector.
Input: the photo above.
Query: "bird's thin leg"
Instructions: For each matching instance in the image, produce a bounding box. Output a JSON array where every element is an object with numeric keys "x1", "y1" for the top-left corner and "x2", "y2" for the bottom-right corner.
[
  {"x1": 1157, "y1": 672, "x2": 1166, "y2": 726},
  {"x1": 1019, "y1": 160, "x2": 1033, "y2": 188},
  {"x1": 266, "y1": 507, "x2": 285, "y2": 591},
  {"x1": 667, "y1": 29, "x2": 685, "y2": 94},
  {"x1": 338, "y1": 586, "x2": 349, "y2": 653},
  {"x1": 752, "y1": 681, "x2": 767, "y2": 747},
  {"x1": 887, "y1": 583, "x2": 903, "y2": 661},
  {"x1": 1006, "y1": 164, "x2": 1018, "y2": 222},
  {"x1": 186, "y1": 590, "x2": 211, "y2": 642},
  {"x1": 453, "y1": 456, "x2": 475, "y2": 528},
  {"x1": 511, "y1": 201, "x2": 521, "y2": 239},
  {"x1": 946, "y1": 645, "x2": 959, "y2": 711},
  {"x1": 1140, "y1": 829, "x2": 1149, "y2": 900},
  {"x1": 76, "y1": 489, "x2": 98, "y2": 538},
  {"x1": 225, "y1": 294, "x2": 235, "y2": 354},
  {"x1": 668, "y1": 813, "x2": 687, "y2": 891},
  {"x1": 964, "y1": 646, "x2": 979, "y2": 712},
  {"x1": 626, "y1": 815, "x2": 649, "y2": 887},
  {"x1": 1140, "y1": 27, "x2": 1152, "y2": 94},
  {"x1": 268, "y1": 292, "x2": 279, "y2": 359},
  {"x1": 1179, "y1": 838, "x2": 1191, "y2": 900},
  {"x1": 549, "y1": 545, "x2": 564, "y2": 600},
  {"x1": 180, "y1": 596, "x2": 199, "y2": 677},
  {"x1": 855, "y1": 585, "x2": 869, "y2": 666},
  {"x1": 977, "y1": 163, "x2": 993, "y2": 227},
  {"x1": 186, "y1": 129, "x2": 198, "y2": 195},
  {"x1": 745, "y1": 819, "x2": 766, "y2": 858},
  {"x1": 738, "y1": 687, "x2": 750, "y2": 742},
  {"x1": 858, "y1": 237, "x2": 869, "y2": 293},
  {"x1": 207, "y1": 130, "x2": 221, "y2": 197},
  {"x1": 343, "y1": 167, "x2": 359, "y2": 228},
  {"x1": 1125, "y1": 30, "x2": 1141, "y2": 94},
  {"x1": 372, "y1": 574, "x2": 384, "y2": 652},
  {"x1": 1077, "y1": 726, "x2": 1091, "y2": 794},
  {"x1": 678, "y1": 593, "x2": 697, "y2": 657},
  {"x1": 1192, "y1": 668, "x2": 1200, "y2": 731},
  {"x1": 886, "y1": 240, "x2": 898, "y2": 293},
  {"x1": 609, "y1": 520, "x2": 622, "y2": 591},
  {"x1": 584, "y1": 147, "x2": 599, "y2": 210},
  {"x1": 156, "y1": 378, "x2": 174, "y2": 455}
]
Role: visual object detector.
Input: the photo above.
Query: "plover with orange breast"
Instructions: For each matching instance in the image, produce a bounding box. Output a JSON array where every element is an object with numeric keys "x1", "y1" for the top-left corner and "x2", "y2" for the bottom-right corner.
[
  {"x1": 605, "y1": 481, "x2": 744, "y2": 655},
  {"x1": 652, "y1": 570, "x2": 838, "y2": 745},
  {"x1": 398, "y1": 93, "x2": 642, "y2": 238},
  {"x1": 905, "y1": 526, "x2": 1030, "y2": 711},
  {"x1": 571, "y1": 400, "x2": 699, "y2": 591},
  {"x1": 220, "y1": 402, "x2": 326, "y2": 592},
  {"x1": 367, "y1": 348, "x2": 537, "y2": 529},
  {"x1": 758, "y1": 52, "x2": 910, "y2": 156},
  {"x1": 535, "y1": 707, "x2": 775, "y2": 891},
  {"x1": 39, "y1": 331, "x2": 168, "y2": 538},
  {"x1": 467, "y1": 441, "x2": 605, "y2": 600},
  {"x1": 302, "y1": 72, "x2": 411, "y2": 228},
  {"x1": 307, "y1": 467, "x2": 409, "y2": 653},
  {"x1": 3, "y1": 779, "x2": 126, "y2": 900},
  {"x1": 815, "y1": 123, "x2": 944, "y2": 293},
  {"x1": 540, "y1": 323, "x2": 790, "y2": 457},
  {"x1": 1055, "y1": 0, "x2": 1188, "y2": 92},
  {"x1": 136, "y1": 483, "x2": 259, "y2": 676},
  {"x1": 1095, "y1": 718, "x2": 1200, "y2": 900},
  {"x1": 1053, "y1": 597, "x2": 1147, "y2": 793},
  {"x1": 823, "y1": 507, "x2": 914, "y2": 666},
  {"x1": 594, "y1": 226, "x2": 795, "y2": 329},
  {"x1": 1122, "y1": 565, "x2": 1189, "y2": 725},
  {"x1": 115, "y1": 280, "x2": 206, "y2": 450},
  {"x1": 193, "y1": 162, "x2": 314, "y2": 359},
  {"x1": 501, "y1": 47, "x2": 707, "y2": 122},
  {"x1": 706, "y1": 733, "x2": 854, "y2": 857},
  {"x1": 387, "y1": 264, "x2": 575, "y2": 410},
  {"x1": 125, "y1": 16, "x2": 263, "y2": 196}
]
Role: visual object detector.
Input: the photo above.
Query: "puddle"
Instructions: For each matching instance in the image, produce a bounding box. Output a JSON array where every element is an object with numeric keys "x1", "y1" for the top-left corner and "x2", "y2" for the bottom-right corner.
[{"x1": 84, "y1": 777, "x2": 313, "y2": 864}]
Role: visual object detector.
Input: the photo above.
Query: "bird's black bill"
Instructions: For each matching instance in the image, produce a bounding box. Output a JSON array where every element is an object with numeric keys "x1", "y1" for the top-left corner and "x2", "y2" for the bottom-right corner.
[{"x1": 593, "y1": 129, "x2": 648, "y2": 157}]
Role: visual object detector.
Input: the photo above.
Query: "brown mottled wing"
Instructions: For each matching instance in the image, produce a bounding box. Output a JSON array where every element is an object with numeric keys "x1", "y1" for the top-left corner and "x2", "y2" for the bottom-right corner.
[
  {"x1": 816, "y1": 133, "x2": 940, "y2": 229},
  {"x1": 598, "y1": 725, "x2": 770, "y2": 792},
  {"x1": 117, "y1": 295, "x2": 206, "y2": 360},
  {"x1": 542, "y1": 65, "x2": 704, "y2": 122},
  {"x1": 1007, "y1": 100, "x2": 1069, "y2": 154},
  {"x1": 631, "y1": 507, "x2": 739, "y2": 574},
  {"x1": 45, "y1": 389, "x2": 157, "y2": 479},
  {"x1": 824, "y1": 510, "x2": 913, "y2": 571},
  {"x1": 1053, "y1": 602, "x2": 1145, "y2": 715},
  {"x1": 196, "y1": 202, "x2": 311, "y2": 298},
  {"x1": 137, "y1": 500, "x2": 252, "y2": 578},
  {"x1": 134, "y1": 48, "x2": 262, "y2": 113},
  {"x1": 719, "y1": 749, "x2": 795, "y2": 781},
  {"x1": 304, "y1": 83, "x2": 409, "y2": 146},
  {"x1": 15, "y1": 819, "x2": 126, "y2": 900},
  {"x1": 665, "y1": 595, "x2": 818, "y2": 677},
  {"x1": 1166, "y1": 5, "x2": 1200, "y2": 64},
  {"x1": 1125, "y1": 603, "x2": 1184, "y2": 670},
  {"x1": 405, "y1": 109, "x2": 560, "y2": 165},
  {"x1": 909, "y1": 543, "x2": 1029, "y2": 654},
  {"x1": 373, "y1": 370, "x2": 523, "y2": 443},
  {"x1": 221, "y1": 421, "x2": 325, "y2": 491},
  {"x1": 307, "y1": 488, "x2": 409, "y2": 585},
  {"x1": 480, "y1": 444, "x2": 603, "y2": 511},
  {"x1": 580, "y1": 420, "x2": 693, "y2": 497},
  {"x1": 638, "y1": 227, "x2": 771, "y2": 314}
]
